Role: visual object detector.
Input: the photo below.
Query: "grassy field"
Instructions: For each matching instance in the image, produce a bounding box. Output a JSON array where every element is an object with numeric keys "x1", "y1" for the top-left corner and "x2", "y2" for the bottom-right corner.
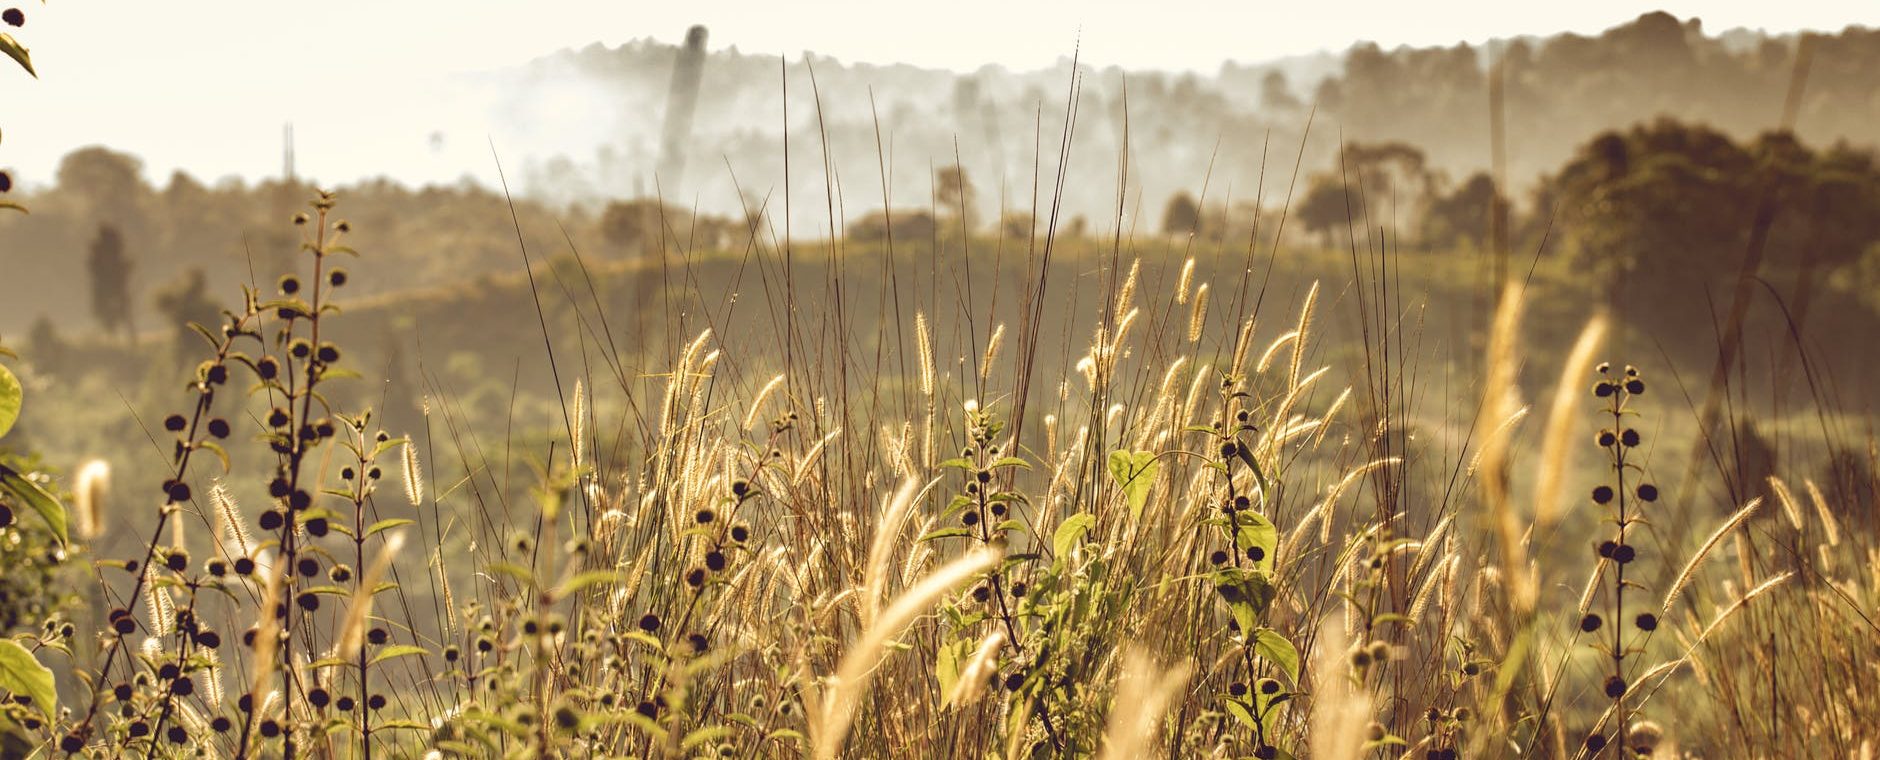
[
  {"x1": 1, "y1": 16, "x2": 1877, "y2": 753},
  {"x1": 0, "y1": 169, "x2": 1873, "y2": 760}
]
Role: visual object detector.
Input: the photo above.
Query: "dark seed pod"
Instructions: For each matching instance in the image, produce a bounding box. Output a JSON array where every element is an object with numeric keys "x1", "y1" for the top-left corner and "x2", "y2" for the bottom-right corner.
[
  {"x1": 1613, "y1": 544, "x2": 1637, "y2": 564},
  {"x1": 1603, "y1": 676, "x2": 1626, "y2": 698},
  {"x1": 164, "y1": 414, "x2": 188, "y2": 432},
  {"x1": 1635, "y1": 613, "x2": 1659, "y2": 631},
  {"x1": 1228, "y1": 681, "x2": 1248, "y2": 697},
  {"x1": 1637, "y1": 483, "x2": 1659, "y2": 502},
  {"x1": 1592, "y1": 485, "x2": 1614, "y2": 504},
  {"x1": 1620, "y1": 429, "x2": 1641, "y2": 447},
  {"x1": 1579, "y1": 613, "x2": 1603, "y2": 633}
]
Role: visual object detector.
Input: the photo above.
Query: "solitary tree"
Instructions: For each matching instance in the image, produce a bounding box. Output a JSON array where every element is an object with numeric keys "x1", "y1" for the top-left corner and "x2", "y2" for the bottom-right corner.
[
  {"x1": 86, "y1": 224, "x2": 134, "y2": 339},
  {"x1": 1162, "y1": 192, "x2": 1201, "y2": 237},
  {"x1": 153, "y1": 268, "x2": 221, "y2": 366}
]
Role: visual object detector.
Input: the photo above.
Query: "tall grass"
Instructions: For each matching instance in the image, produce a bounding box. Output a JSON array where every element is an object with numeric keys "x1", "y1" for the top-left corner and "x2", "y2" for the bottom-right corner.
[{"x1": 0, "y1": 75, "x2": 1873, "y2": 760}]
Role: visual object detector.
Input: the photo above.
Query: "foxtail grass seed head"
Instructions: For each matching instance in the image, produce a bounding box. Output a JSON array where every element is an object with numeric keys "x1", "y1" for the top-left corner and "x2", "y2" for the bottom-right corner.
[
  {"x1": 402, "y1": 440, "x2": 424, "y2": 507},
  {"x1": 73, "y1": 459, "x2": 109, "y2": 540}
]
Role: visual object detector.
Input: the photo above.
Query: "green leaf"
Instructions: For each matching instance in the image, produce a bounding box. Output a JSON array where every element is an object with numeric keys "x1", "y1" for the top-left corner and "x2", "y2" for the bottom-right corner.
[
  {"x1": 1231, "y1": 510, "x2": 1279, "y2": 575},
  {"x1": 1252, "y1": 629, "x2": 1301, "y2": 685},
  {"x1": 1223, "y1": 699, "x2": 1259, "y2": 731},
  {"x1": 682, "y1": 725, "x2": 734, "y2": 750},
  {"x1": 0, "y1": 362, "x2": 19, "y2": 438},
  {"x1": 1106, "y1": 449, "x2": 1159, "y2": 520},
  {"x1": 0, "y1": 639, "x2": 55, "y2": 720},
  {"x1": 935, "y1": 636, "x2": 970, "y2": 707},
  {"x1": 553, "y1": 569, "x2": 620, "y2": 598},
  {"x1": 0, "y1": 33, "x2": 34, "y2": 78},
  {"x1": 1212, "y1": 567, "x2": 1274, "y2": 633},
  {"x1": 0, "y1": 464, "x2": 66, "y2": 545},
  {"x1": 369, "y1": 645, "x2": 428, "y2": 666},
  {"x1": 918, "y1": 527, "x2": 972, "y2": 543},
  {"x1": 366, "y1": 518, "x2": 415, "y2": 538},
  {"x1": 1052, "y1": 512, "x2": 1096, "y2": 560}
]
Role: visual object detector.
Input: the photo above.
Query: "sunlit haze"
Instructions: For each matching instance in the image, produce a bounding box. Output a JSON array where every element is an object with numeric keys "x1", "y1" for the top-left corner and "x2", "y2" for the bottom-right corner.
[{"x1": 2, "y1": 0, "x2": 1872, "y2": 190}]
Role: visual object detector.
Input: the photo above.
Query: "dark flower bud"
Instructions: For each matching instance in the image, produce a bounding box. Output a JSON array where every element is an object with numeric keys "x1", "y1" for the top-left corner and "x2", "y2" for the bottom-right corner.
[
  {"x1": 1579, "y1": 613, "x2": 1602, "y2": 632},
  {"x1": 1208, "y1": 550, "x2": 1229, "y2": 565},
  {"x1": 164, "y1": 414, "x2": 188, "y2": 432},
  {"x1": 1620, "y1": 429, "x2": 1641, "y2": 447},
  {"x1": 1228, "y1": 681, "x2": 1248, "y2": 697},
  {"x1": 280, "y1": 275, "x2": 301, "y2": 294},
  {"x1": 1592, "y1": 485, "x2": 1614, "y2": 504},
  {"x1": 1613, "y1": 544, "x2": 1636, "y2": 564},
  {"x1": 1637, "y1": 483, "x2": 1659, "y2": 502},
  {"x1": 1635, "y1": 613, "x2": 1658, "y2": 631},
  {"x1": 1603, "y1": 676, "x2": 1626, "y2": 698}
]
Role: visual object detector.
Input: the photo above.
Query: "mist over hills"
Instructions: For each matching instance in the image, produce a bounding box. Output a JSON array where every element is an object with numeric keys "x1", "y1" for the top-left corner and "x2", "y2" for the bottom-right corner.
[
  {"x1": 3, "y1": 10, "x2": 1878, "y2": 339},
  {"x1": 494, "y1": 10, "x2": 1876, "y2": 225}
]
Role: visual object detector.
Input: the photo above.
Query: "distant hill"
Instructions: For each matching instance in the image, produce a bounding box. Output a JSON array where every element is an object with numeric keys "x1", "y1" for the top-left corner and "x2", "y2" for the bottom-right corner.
[{"x1": 490, "y1": 11, "x2": 1877, "y2": 225}]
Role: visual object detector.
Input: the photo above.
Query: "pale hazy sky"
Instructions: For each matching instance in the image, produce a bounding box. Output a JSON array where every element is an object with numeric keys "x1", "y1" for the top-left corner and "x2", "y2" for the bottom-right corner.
[{"x1": 2, "y1": 0, "x2": 1872, "y2": 188}]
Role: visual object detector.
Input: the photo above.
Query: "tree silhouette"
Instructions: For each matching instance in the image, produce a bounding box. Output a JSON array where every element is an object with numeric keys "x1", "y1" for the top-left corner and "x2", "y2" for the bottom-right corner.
[
  {"x1": 152, "y1": 267, "x2": 221, "y2": 366},
  {"x1": 1161, "y1": 192, "x2": 1201, "y2": 237},
  {"x1": 85, "y1": 224, "x2": 134, "y2": 339}
]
